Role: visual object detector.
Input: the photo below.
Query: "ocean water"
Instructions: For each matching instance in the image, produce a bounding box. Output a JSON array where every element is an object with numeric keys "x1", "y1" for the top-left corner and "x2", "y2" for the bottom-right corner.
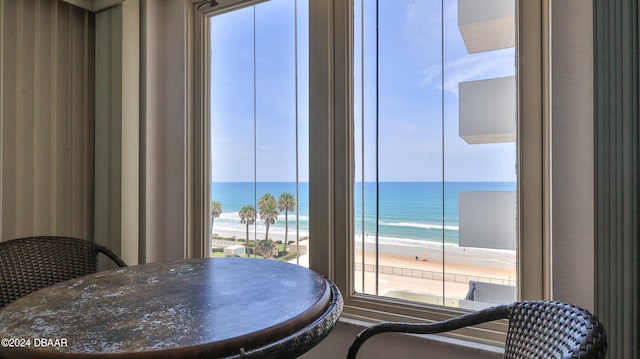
[{"x1": 210, "y1": 182, "x2": 516, "y2": 244}]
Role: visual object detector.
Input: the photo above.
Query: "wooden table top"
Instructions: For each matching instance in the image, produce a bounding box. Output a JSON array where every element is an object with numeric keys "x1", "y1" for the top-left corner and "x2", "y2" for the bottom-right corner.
[{"x1": 0, "y1": 258, "x2": 342, "y2": 358}]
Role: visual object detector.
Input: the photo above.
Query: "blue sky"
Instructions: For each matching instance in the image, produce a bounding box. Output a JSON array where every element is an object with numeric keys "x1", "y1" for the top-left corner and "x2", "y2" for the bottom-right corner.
[{"x1": 210, "y1": 0, "x2": 516, "y2": 183}]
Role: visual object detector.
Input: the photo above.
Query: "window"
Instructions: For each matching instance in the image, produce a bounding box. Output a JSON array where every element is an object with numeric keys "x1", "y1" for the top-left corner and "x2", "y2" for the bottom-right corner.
[
  {"x1": 196, "y1": 0, "x2": 547, "y2": 344},
  {"x1": 307, "y1": 0, "x2": 547, "y2": 344},
  {"x1": 201, "y1": 0, "x2": 310, "y2": 266},
  {"x1": 353, "y1": 0, "x2": 517, "y2": 310}
]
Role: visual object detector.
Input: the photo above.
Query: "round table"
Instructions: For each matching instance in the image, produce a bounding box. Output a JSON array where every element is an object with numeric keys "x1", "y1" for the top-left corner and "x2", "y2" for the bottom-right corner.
[{"x1": 0, "y1": 258, "x2": 343, "y2": 358}]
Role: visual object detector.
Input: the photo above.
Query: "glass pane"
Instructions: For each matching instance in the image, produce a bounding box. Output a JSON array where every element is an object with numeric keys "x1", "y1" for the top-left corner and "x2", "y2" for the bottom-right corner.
[
  {"x1": 354, "y1": 0, "x2": 517, "y2": 309},
  {"x1": 209, "y1": 0, "x2": 309, "y2": 267}
]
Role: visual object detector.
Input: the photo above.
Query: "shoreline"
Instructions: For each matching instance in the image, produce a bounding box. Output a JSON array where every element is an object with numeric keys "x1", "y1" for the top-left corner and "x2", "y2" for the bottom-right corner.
[
  {"x1": 211, "y1": 228, "x2": 516, "y2": 276},
  {"x1": 212, "y1": 228, "x2": 516, "y2": 302}
]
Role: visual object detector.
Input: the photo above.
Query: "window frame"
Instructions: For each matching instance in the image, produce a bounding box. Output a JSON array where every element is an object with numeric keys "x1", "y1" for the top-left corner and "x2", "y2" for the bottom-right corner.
[
  {"x1": 193, "y1": 0, "x2": 277, "y2": 260},
  {"x1": 192, "y1": 0, "x2": 550, "y2": 345},
  {"x1": 308, "y1": 0, "x2": 549, "y2": 345}
]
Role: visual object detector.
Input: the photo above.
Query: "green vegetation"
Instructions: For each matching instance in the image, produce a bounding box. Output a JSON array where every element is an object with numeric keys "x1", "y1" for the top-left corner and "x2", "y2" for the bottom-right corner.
[
  {"x1": 210, "y1": 235, "x2": 300, "y2": 262},
  {"x1": 239, "y1": 205, "x2": 257, "y2": 247},
  {"x1": 277, "y1": 192, "x2": 297, "y2": 255},
  {"x1": 257, "y1": 239, "x2": 277, "y2": 259},
  {"x1": 278, "y1": 251, "x2": 299, "y2": 262},
  {"x1": 210, "y1": 200, "x2": 222, "y2": 240},
  {"x1": 258, "y1": 193, "x2": 279, "y2": 241},
  {"x1": 210, "y1": 192, "x2": 302, "y2": 262}
]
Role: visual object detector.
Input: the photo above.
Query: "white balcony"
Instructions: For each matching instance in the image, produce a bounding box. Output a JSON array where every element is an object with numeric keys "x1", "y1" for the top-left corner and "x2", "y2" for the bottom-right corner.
[
  {"x1": 459, "y1": 76, "x2": 516, "y2": 144},
  {"x1": 459, "y1": 191, "x2": 516, "y2": 250},
  {"x1": 458, "y1": 0, "x2": 515, "y2": 53}
]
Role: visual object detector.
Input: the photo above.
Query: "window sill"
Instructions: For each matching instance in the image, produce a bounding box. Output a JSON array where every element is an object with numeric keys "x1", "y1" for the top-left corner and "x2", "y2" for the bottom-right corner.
[{"x1": 335, "y1": 318, "x2": 504, "y2": 358}]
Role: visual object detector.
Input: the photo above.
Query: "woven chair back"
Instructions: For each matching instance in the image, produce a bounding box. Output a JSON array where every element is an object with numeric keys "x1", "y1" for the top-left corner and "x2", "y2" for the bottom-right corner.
[
  {"x1": 505, "y1": 301, "x2": 607, "y2": 358},
  {"x1": 0, "y1": 236, "x2": 123, "y2": 308}
]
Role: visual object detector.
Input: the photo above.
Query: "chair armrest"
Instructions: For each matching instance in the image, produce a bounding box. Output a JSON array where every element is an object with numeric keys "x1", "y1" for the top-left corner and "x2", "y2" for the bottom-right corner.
[
  {"x1": 95, "y1": 243, "x2": 127, "y2": 267},
  {"x1": 346, "y1": 304, "x2": 509, "y2": 359}
]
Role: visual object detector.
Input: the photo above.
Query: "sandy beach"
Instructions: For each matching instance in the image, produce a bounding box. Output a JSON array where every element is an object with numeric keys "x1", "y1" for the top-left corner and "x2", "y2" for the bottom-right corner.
[{"x1": 212, "y1": 228, "x2": 516, "y2": 304}]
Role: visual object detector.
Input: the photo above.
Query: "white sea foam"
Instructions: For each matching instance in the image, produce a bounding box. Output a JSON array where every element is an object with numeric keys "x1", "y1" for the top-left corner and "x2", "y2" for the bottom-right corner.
[
  {"x1": 218, "y1": 212, "x2": 241, "y2": 220},
  {"x1": 216, "y1": 211, "x2": 309, "y2": 222},
  {"x1": 354, "y1": 233, "x2": 516, "y2": 255},
  {"x1": 382, "y1": 221, "x2": 459, "y2": 231}
]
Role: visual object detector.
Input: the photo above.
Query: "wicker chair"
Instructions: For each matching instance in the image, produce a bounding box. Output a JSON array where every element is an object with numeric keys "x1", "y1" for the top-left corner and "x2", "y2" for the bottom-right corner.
[
  {"x1": 0, "y1": 236, "x2": 127, "y2": 309},
  {"x1": 347, "y1": 300, "x2": 607, "y2": 359}
]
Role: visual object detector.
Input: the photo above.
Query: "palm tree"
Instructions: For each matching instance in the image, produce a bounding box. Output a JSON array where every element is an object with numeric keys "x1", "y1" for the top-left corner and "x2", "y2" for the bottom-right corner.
[
  {"x1": 239, "y1": 205, "x2": 256, "y2": 252},
  {"x1": 278, "y1": 192, "x2": 297, "y2": 254},
  {"x1": 258, "y1": 193, "x2": 279, "y2": 241},
  {"x1": 258, "y1": 239, "x2": 277, "y2": 259},
  {"x1": 210, "y1": 200, "x2": 222, "y2": 240}
]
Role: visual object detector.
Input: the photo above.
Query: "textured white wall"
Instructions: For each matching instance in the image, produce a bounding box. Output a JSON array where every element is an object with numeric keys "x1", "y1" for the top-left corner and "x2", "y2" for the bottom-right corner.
[
  {"x1": 459, "y1": 191, "x2": 516, "y2": 250},
  {"x1": 458, "y1": 0, "x2": 515, "y2": 53},
  {"x1": 459, "y1": 76, "x2": 516, "y2": 144}
]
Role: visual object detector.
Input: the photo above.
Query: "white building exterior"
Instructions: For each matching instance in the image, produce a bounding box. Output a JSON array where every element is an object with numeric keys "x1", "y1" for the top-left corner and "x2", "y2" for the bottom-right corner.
[{"x1": 457, "y1": 0, "x2": 517, "y2": 255}]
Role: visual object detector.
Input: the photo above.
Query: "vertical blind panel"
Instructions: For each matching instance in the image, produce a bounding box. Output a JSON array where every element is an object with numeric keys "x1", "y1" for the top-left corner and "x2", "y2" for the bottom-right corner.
[
  {"x1": 94, "y1": 4, "x2": 123, "y2": 257},
  {"x1": 0, "y1": 0, "x2": 94, "y2": 241},
  {"x1": 0, "y1": 0, "x2": 2, "y2": 240},
  {"x1": 594, "y1": 0, "x2": 639, "y2": 358},
  {"x1": 34, "y1": 0, "x2": 55, "y2": 235}
]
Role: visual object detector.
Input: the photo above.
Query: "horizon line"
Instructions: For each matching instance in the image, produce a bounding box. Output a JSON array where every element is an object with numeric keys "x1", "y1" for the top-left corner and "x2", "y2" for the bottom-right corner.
[{"x1": 210, "y1": 180, "x2": 517, "y2": 183}]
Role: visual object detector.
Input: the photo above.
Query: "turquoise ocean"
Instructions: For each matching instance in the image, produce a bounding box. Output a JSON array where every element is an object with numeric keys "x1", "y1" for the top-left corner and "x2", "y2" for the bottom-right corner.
[{"x1": 211, "y1": 182, "x2": 516, "y2": 244}]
